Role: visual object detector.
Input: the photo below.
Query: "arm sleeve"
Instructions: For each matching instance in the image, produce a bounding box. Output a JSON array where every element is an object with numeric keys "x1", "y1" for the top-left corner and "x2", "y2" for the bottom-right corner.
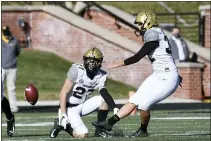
[
  {"x1": 15, "y1": 39, "x2": 21, "y2": 56},
  {"x1": 98, "y1": 73, "x2": 107, "y2": 91},
  {"x1": 100, "y1": 88, "x2": 116, "y2": 110},
  {"x1": 67, "y1": 64, "x2": 78, "y2": 82},
  {"x1": 124, "y1": 29, "x2": 159, "y2": 65},
  {"x1": 124, "y1": 41, "x2": 159, "y2": 65}
]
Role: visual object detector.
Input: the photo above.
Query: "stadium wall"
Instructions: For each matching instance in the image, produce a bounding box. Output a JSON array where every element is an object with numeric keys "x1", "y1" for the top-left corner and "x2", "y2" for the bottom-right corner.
[
  {"x1": 199, "y1": 5, "x2": 210, "y2": 98},
  {"x1": 199, "y1": 5, "x2": 210, "y2": 49},
  {"x1": 2, "y1": 6, "x2": 209, "y2": 100},
  {"x1": 2, "y1": 8, "x2": 152, "y2": 89}
]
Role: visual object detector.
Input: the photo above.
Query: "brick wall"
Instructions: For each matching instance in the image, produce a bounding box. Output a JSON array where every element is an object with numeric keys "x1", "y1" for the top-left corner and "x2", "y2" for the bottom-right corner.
[
  {"x1": 173, "y1": 66, "x2": 204, "y2": 100},
  {"x1": 2, "y1": 11, "x2": 152, "y2": 89},
  {"x1": 202, "y1": 61, "x2": 210, "y2": 98},
  {"x1": 204, "y1": 9, "x2": 210, "y2": 48},
  {"x1": 2, "y1": 10, "x2": 207, "y2": 100},
  {"x1": 84, "y1": 10, "x2": 143, "y2": 45},
  {"x1": 199, "y1": 5, "x2": 211, "y2": 98},
  {"x1": 2, "y1": 11, "x2": 31, "y2": 41}
]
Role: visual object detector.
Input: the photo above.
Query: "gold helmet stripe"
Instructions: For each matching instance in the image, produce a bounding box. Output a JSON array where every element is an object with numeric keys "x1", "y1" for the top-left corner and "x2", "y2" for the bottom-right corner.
[{"x1": 83, "y1": 47, "x2": 103, "y2": 61}]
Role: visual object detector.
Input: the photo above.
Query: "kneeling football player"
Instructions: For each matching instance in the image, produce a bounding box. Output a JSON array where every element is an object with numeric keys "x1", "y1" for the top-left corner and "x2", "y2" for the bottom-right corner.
[{"x1": 50, "y1": 47, "x2": 119, "y2": 138}]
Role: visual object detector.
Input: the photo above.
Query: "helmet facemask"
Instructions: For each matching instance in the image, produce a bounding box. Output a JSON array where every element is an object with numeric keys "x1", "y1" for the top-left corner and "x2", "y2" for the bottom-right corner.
[
  {"x1": 134, "y1": 20, "x2": 148, "y2": 36},
  {"x1": 84, "y1": 57, "x2": 102, "y2": 74},
  {"x1": 83, "y1": 47, "x2": 103, "y2": 75}
]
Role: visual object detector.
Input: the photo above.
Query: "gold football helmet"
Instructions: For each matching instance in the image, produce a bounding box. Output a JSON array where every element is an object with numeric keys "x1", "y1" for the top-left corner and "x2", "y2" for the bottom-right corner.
[
  {"x1": 134, "y1": 11, "x2": 157, "y2": 36},
  {"x1": 83, "y1": 47, "x2": 103, "y2": 74}
]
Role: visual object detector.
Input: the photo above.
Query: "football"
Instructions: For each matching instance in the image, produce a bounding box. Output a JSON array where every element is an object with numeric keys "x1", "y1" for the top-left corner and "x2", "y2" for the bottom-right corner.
[{"x1": 24, "y1": 84, "x2": 39, "y2": 105}]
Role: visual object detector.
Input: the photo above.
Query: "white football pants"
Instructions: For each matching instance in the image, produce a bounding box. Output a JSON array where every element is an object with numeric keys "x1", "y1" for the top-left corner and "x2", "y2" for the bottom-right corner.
[
  {"x1": 129, "y1": 70, "x2": 179, "y2": 111},
  {"x1": 1, "y1": 80, "x2": 5, "y2": 101},
  {"x1": 2, "y1": 68, "x2": 18, "y2": 112},
  {"x1": 67, "y1": 95, "x2": 105, "y2": 134}
]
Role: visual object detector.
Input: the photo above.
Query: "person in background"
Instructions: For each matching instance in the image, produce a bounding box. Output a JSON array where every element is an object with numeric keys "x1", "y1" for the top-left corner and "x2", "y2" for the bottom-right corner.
[
  {"x1": 1, "y1": 80, "x2": 15, "y2": 137},
  {"x1": 2, "y1": 25, "x2": 21, "y2": 112},
  {"x1": 18, "y1": 18, "x2": 31, "y2": 48},
  {"x1": 168, "y1": 26, "x2": 190, "y2": 62}
]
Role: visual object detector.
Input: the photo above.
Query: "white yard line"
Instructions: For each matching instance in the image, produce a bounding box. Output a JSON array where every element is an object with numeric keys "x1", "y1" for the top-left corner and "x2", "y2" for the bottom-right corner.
[
  {"x1": 151, "y1": 117, "x2": 210, "y2": 120},
  {"x1": 2, "y1": 122, "x2": 53, "y2": 127},
  {"x1": 1, "y1": 117, "x2": 210, "y2": 127},
  {"x1": 15, "y1": 116, "x2": 56, "y2": 120},
  {"x1": 14, "y1": 114, "x2": 210, "y2": 119}
]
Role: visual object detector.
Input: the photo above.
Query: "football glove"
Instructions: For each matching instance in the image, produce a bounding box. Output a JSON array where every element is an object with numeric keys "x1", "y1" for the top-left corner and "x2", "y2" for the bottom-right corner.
[
  {"x1": 59, "y1": 113, "x2": 70, "y2": 130},
  {"x1": 113, "y1": 108, "x2": 119, "y2": 115}
]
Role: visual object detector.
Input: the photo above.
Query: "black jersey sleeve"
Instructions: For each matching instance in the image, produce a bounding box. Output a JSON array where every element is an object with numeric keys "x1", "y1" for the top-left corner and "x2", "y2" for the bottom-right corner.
[
  {"x1": 100, "y1": 88, "x2": 116, "y2": 110},
  {"x1": 124, "y1": 41, "x2": 159, "y2": 65}
]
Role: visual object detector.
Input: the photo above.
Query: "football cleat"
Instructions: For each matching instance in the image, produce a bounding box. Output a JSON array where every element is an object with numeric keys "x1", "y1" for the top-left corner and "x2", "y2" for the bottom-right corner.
[
  {"x1": 95, "y1": 130, "x2": 113, "y2": 138},
  {"x1": 127, "y1": 129, "x2": 148, "y2": 137},
  {"x1": 6, "y1": 114, "x2": 15, "y2": 137},
  {"x1": 50, "y1": 118, "x2": 63, "y2": 138},
  {"x1": 94, "y1": 127, "x2": 102, "y2": 137},
  {"x1": 94, "y1": 127, "x2": 113, "y2": 138},
  {"x1": 92, "y1": 121, "x2": 112, "y2": 131}
]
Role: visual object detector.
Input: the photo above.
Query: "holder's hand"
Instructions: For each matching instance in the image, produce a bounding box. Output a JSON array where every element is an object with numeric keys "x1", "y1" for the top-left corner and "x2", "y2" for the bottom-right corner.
[
  {"x1": 113, "y1": 107, "x2": 119, "y2": 115},
  {"x1": 59, "y1": 113, "x2": 70, "y2": 129}
]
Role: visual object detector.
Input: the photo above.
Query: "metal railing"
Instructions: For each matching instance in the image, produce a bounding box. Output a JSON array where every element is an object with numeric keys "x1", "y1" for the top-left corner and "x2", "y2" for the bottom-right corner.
[
  {"x1": 155, "y1": 12, "x2": 202, "y2": 45},
  {"x1": 82, "y1": 2, "x2": 203, "y2": 45},
  {"x1": 84, "y1": 2, "x2": 204, "y2": 45},
  {"x1": 83, "y1": 2, "x2": 139, "y2": 31}
]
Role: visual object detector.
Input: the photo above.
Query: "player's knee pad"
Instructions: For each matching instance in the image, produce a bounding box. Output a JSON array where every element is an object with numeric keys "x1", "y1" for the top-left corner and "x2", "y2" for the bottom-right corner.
[{"x1": 98, "y1": 95, "x2": 105, "y2": 106}]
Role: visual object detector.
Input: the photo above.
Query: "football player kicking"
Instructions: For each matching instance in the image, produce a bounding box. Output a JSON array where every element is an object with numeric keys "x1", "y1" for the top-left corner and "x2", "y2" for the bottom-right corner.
[
  {"x1": 1, "y1": 80, "x2": 15, "y2": 137},
  {"x1": 93, "y1": 11, "x2": 182, "y2": 137},
  {"x1": 50, "y1": 47, "x2": 119, "y2": 138}
]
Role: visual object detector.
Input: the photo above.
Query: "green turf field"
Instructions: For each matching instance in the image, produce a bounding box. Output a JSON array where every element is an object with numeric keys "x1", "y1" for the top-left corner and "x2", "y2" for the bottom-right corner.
[{"x1": 1, "y1": 109, "x2": 210, "y2": 141}]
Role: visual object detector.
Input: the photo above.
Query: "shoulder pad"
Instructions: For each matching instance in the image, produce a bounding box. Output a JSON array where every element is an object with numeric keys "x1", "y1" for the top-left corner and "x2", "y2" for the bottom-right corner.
[
  {"x1": 67, "y1": 64, "x2": 79, "y2": 82},
  {"x1": 74, "y1": 63, "x2": 85, "y2": 70},
  {"x1": 144, "y1": 28, "x2": 159, "y2": 43},
  {"x1": 94, "y1": 69, "x2": 107, "y2": 79}
]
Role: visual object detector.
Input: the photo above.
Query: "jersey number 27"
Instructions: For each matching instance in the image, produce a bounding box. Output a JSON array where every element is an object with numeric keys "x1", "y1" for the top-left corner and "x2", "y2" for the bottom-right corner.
[{"x1": 73, "y1": 86, "x2": 94, "y2": 99}]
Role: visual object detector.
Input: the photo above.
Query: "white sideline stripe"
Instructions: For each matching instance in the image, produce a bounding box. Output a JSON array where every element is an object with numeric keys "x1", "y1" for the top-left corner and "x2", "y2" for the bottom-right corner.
[
  {"x1": 1, "y1": 117, "x2": 210, "y2": 127},
  {"x1": 151, "y1": 117, "x2": 210, "y2": 120},
  {"x1": 15, "y1": 114, "x2": 210, "y2": 119},
  {"x1": 2, "y1": 122, "x2": 53, "y2": 127}
]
